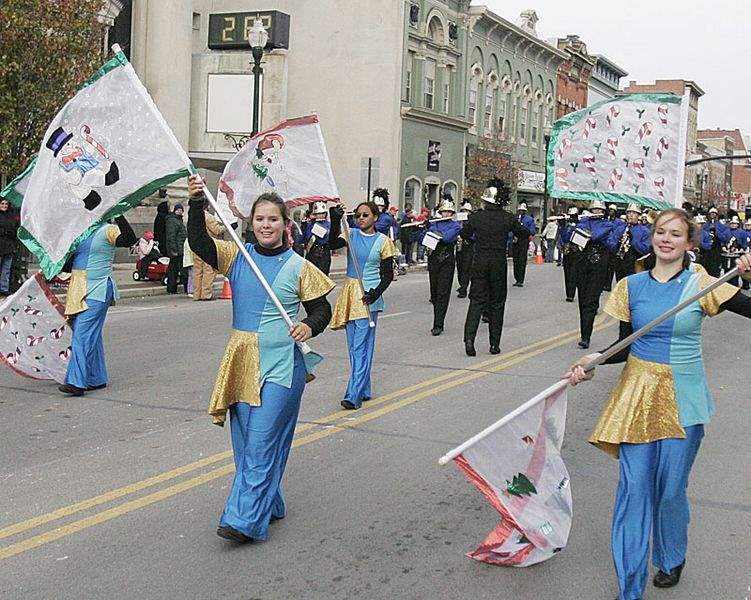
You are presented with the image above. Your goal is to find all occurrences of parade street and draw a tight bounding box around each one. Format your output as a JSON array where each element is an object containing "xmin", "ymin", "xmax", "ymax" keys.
[{"xmin": 0, "ymin": 265, "xmax": 747, "ymax": 599}]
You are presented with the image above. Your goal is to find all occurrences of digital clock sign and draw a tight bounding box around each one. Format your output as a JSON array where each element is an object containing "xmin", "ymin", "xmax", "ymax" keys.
[{"xmin": 208, "ymin": 11, "xmax": 290, "ymax": 51}]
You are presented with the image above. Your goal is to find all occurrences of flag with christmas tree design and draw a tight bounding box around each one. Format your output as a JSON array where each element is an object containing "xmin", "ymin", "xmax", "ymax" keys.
[
  {"xmin": 547, "ymin": 93, "xmax": 689, "ymax": 210},
  {"xmin": 0, "ymin": 48, "xmax": 192, "ymax": 278},
  {"xmin": 451, "ymin": 382, "xmax": 572, "ymax": 566}
]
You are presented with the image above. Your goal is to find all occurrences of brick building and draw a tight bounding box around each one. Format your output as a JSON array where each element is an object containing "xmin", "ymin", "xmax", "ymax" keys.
[
  {"xmin": 554, "ymin": 35, "xmax": 595, "ymax": 119},
  {"xmin": 697, "ymin": 128, "xmax": 751, "ymax": 213}
]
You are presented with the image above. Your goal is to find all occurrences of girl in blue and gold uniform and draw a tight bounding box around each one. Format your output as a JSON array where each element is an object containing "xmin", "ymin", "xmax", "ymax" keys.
[
  {"xmin": 329, "ymin": 202, "xmax": 396, "ymax": 410},
  {"xmin": 187, "ymin": 175, "xmax": 335, "ymax": 544},
  {"xmin": 568, "ymin": 208, "xmax": 751, "ymax": 600}
]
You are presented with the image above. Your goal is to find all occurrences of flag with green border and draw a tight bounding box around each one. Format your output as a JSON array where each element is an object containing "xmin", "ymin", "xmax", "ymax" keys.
[{"xmin": 0, "ymin": 49, "xmax": 192, "ymax": 278}]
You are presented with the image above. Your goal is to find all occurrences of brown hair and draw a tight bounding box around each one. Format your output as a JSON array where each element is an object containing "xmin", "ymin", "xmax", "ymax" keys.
[
  {"xmin": 251, "ymin": 192, "xmax": 290, "ymax": 225},
  {"xmin": 354, "ymin": 202, "xmax": 379, "ymax": 218}
]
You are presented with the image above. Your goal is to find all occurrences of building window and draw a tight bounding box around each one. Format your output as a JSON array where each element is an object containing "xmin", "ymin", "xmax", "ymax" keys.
[
  {"xmin": 510, "ymin": 101, "xmax": 517, "ymax": 140},
  {"xmin": 469, "ymin": 83, "xmax": 478, "ymax": 128},
  {"xmin": 424, "ymin": 59, "xmax": 436, "ymax": 110},
  {"xmin": 520, "ymin": 105, "xmax": 527, "ymax": 143},
  {"xmin": 405, "ymin": 54, "xmax": 413, "ymax": 103},
  {"xmin": 531, "ymin": 107, "xmax": 539, "ymax": 146},
  {"xmin": 443, "ymin": 80, "xmax": 450, "ymax": 113},
  {"xmin": 192, "ymin": 12, "xmax": 201, "ymax": 31},
  {"xmin": 498, "ymin": 98, "xmax": 506, "ymax": 138},
  {"xmin": 484, "ymin": 90, "xmax": 493, "ymax": 136}
]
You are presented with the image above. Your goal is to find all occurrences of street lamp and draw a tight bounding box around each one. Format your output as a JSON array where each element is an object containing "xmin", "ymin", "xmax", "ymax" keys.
[
  {"xmin": 542, "ymin": 123, "xmax": 553, "ymax": 220},
  {"xmin": 248, "ymin": 18, "xmax": 269, "ymax": 136}
]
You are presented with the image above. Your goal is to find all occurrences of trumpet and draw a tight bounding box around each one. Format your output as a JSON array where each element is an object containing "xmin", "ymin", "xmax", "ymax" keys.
[{"xmin": 616, "ymin": 228, "xmax": 632, "ymax": 259}]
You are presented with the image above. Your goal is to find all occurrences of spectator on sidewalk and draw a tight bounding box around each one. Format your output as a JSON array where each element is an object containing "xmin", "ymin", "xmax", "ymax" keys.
[
  {"xmin": 153, "ymin": 200, "xmax": 169, "ymax": 259},
  {"xmin": 193, "ymin": 199, "xmax": 226, "ymax": 300},
  {"xmin": 183, "ymin": 238, "xmax": 194, "ymax": 297},
  {"xmin": 166, "ymin": 203, "xmax": 188, "ymax": 294},
  {"xmin": 399, "ymin": 203, "xmax": 418, "ymax": 264},
  {"xmin": 541, "ymin": 216, "xmax": 559, "ymax": 263},
  {"xmin": 0, "ymin": 198, "xmax": 19, "ymax": 296},
  {"xmin": 135, "ymin": 230, "xmax": 161, "ymax": 280}
]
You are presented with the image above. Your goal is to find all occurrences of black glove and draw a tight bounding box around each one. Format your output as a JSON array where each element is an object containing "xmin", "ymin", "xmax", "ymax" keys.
[
  {"xmin": 362, "ymin": 288, "xmax": 378, "ymax": 305},
  {"xmin": 330, "ymin": 205, "xmax": 345, "ymax": 221}
]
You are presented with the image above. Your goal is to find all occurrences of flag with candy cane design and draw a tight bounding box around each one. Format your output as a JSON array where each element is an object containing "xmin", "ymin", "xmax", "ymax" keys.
[
  {"xmin": 0, "ymin": 272, "xmax": 72, "ymax": 382},
  {"xmin": 547, "ymin": 93, "xmax": 688, "ymax": 209}
]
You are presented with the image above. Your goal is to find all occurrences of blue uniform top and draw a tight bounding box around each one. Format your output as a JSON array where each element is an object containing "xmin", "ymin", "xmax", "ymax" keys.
[
  {"xmin": 303, "ymin": 220, "xmax": 331, "ymax": 245},
  {"xmin": 558, "ymin": 222, "xmax": 576, "ymax": 247},
  {"xmin": 509, "ymin": 213, "xmax": 536, "ymax": 243},
  {"xmin": 577, "ymin": 216, "xmax": 614, "ymax": 244},
  {"xmin": 722, "ymin": 227, "xmax": 749, "ymax": 251},
  {"xmin": 375, "ymin": 212, "xmax": 399, "ymax": 241},
  {"xmin": 702, "ymin": 220, "xmax": 729, "ymax": 246},
  {"xmin": 427, "ymin": 220, "xmax": 461, "ymax": 244},
  {"xmin": 607, "ymin": 221, "xmax": 652, "ymax": 255},
  {"xmin": 65, "ymin": 224, "xmax": 120, "ymax": 316}
]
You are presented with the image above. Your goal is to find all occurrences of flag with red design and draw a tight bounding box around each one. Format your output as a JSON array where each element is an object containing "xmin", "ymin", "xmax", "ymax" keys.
[
  {"xmin": 0, "ymin": 273, "xmax": 72, "ymax": 383},
  {"xmin": 452, "ymin": 383, "xmax": 572, "ymax": 566}
]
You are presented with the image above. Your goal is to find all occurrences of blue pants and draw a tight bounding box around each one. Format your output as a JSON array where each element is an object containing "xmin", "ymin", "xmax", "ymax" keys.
[
  {"xmin": 65, "ymin": 280, "xmax": 114, "ymax": 389},
  {"xmin": 219, "ymin": 349, "xmax": 306, "ymax": 541},
  {"xmin": 0, "ymin": 254, "xmax": 11, "ymax": 293},
  {"xmin": 613, "ymin": 425, "xmax": 704, "ymax": 600},
  {"xmin": 343, "ymin": 313, "xmax": 379, "ymax": 407}
]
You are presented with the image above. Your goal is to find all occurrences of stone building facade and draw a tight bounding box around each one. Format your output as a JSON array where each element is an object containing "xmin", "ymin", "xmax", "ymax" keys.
[
  {"xmin": 698, "ymin": 128, "xmax": 750, "ymax": 212},
  {"xmin": 554, "ymin": 35, "xmax": 594, "ymax": 119},
  {"xmin": 587, "ymin": 54, "xmax": 627, "ymax": 106}
]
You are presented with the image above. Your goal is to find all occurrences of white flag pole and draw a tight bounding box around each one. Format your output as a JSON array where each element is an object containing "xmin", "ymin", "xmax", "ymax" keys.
[
  {"xmin": 200, "ymin": 184, "xmax": 312, "ymax": 355},
  {"xmin": 340, "ymin": 216, "xmax": 376, "ymax": 328},
  {"xmin": 439, "ymin": 266, "xmax": 742, "ymax": 465}
]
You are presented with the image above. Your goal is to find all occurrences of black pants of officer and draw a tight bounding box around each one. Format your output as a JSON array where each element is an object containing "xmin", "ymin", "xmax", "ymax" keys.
[
  {"xmin": 700, "ymin": 246, "xmax": 722, "ymax": 277},
  {"xmin": 455, "ymin": 246, "xmax": 473, "ymax": 296},
  {"xmin": 614, "ymin": 252, "xmax": 638, "ymax": 282},
  {"xmin": 575, "ymin": 250, "xmax": 609, "ymax": 343},
  {"xmin": 512, "ymin": 240, "xmax": 528, "ymax": 285},
  {"xmin": 562, "ymin": 251, "xmax": 577, "ymax": 301},
  {"xmin": 428, "ymin": 252, "xmax": 455, "ymax": 330},
  {"xmin": 306, "ymin": 244, "xmax": 331, "ymax": 275},
  {"xmin": 603, "ymin": 254, "xmax": 615, "ymax": 291},
  {"xmin": 464, "ymin": 250, "xmax": 507, "ymax": 347}
]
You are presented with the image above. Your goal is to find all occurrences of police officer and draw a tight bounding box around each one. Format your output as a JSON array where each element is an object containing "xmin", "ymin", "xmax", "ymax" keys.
[
  {"xmin": 426, "ymin": 199, "xmax": 461, "ymax": 335},
  {"xmin": 608, "ymin": 202, "xmax": 652, "ymax": 281},
  {"xmin": 572, "ymin": 199, "xmax": 614, "ymax": 348},
  {"xmin": 558, "ymin": 207, "xmax": 579, "ymax": 302},
  {"xmin": 303, "ymin": 202, "xmax": 333, "ymax": 275},
  {"xmin": 460, "ymin": 184, "xmax": 529, "ymax": 356},
  {"xmin": 700, "ymin": 206, "xmax": 728, "ymax": 277},
  {"xmin": 455, "ymin": 201, "xmax": 474, "ymax": 298},
  {"xmin": 511, "ymin": 202, "xmax": 536, "ymax": 287}
]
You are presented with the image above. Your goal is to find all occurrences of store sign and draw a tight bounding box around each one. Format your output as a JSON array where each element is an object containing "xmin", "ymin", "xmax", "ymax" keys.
[
  {"xmin": 208, "ymin": 11, "xmax": 290, "ymax": 50},
  {"xmin": 427, "ymin": 140, "xmax": 441, "ymax": 172},
  {"xmin": 517, "ymin": 169, "xmax": 545, "ymax": 193}
]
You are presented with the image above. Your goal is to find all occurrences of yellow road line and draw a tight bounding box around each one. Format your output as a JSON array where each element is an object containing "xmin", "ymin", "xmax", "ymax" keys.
[
  {"xmin": 0, "ymin": 317, "xmax": 612, "ymax": 561},
  {"xmin": 0, "ymin": 319, "xmax": 595, "ymax": 542}
]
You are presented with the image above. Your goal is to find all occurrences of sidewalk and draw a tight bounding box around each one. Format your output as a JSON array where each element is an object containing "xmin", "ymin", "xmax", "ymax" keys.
[{"xmin": 47, "ymin": 251, "xmax": 428, "ymax": 302}]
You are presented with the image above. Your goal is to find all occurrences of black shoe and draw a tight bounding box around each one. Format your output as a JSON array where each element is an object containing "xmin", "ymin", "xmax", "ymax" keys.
[
  {"xmin": 58, "ymin": 383, "xmax": 84, "ymax": 396},
  {"xmin": 512, "ymin": 282, "xmax": 521, "ymax": 287},
  {"xmin": 465, "ymin": 341, "xmax": 476, "ymax": 357},
  {"xmin": 340, "ymin": 400, "xmax": 358, "ymax": 410},
  {"xmin": 517, "ymin": 282, "xmax": 524, "ymax": 287},
  {"xmin": 87, "ymin": 383, "xmax": 107, "ymax": 391},
  {"xmin": 431, "ymin": 327, "xmax": 443, "ymax": 336},
  {"xmin": 216, "ymin": 526, "xmax": 253, "ymax": 543},
  {"xmin": 577, "ymin": 339, "xmax": 590, "ymax": 349},
  {"xmin": 489, "ymin": 346, "xmax": 501, "ymax": 355},
  {"xmin": 653, "ymin": 560, "xmax": 685, "ymax": 588},
  {"xmin": 565, "ymin": 297, "xmax": 574, "ymax": 302}
]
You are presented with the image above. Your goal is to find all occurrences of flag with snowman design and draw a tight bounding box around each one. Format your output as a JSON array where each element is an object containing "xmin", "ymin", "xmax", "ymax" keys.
[
  {"xmin": 546, "ymin": 93, "xmax": 689, "ymax": 209},
  {"xmin": 0, "ymin": 48, "xmax": 192, "ymax": 278}
]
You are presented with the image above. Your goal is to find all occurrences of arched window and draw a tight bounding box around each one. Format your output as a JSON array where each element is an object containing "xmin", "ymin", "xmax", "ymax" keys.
[
  {"xmin": 404, "ymin": 177, "xmax": 422, "ymax": 210},
  {"xmin": 428, "ymin": 16, "xmax": 445, "ymax": 44}
]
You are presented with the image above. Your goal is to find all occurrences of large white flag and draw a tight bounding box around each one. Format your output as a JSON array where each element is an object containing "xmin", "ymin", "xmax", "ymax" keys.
[
  {"xmin": 444, "ymin": 382, "xmax": 572, "ymax": 566},
  {"xmin": 547, "ymin": 93, "xmax": 689, "ymax": 209},
  {"xmin": 218, "ymin": 115, "xmax": 340, "ymax": 216},
  {"xmin": 0, "ymin": 273, "xmax": 73, "ymax": 383},
  {"xmin": 0, "ymin": 49, "xmax": 192, "ymax": 278}
]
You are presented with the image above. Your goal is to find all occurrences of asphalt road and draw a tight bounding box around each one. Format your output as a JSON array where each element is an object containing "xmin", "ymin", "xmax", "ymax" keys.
[{"xmin": 0, "ymin": 264, "xmax": 749, "ymax": 599}]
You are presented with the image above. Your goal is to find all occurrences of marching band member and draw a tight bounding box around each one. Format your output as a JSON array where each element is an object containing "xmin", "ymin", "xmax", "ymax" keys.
[
  {"xmin": 559, "ymin": 207, "xmax": 579, "ymax": 302},
  {"xmin": 329, "ymin": 202, "xmax": 396, "ymax": 409},
  {"xmin": 572, "ymin": 199, "xmax": 615, "ymax": 349},
  {"xmin": 455, "ymin": 201, "xmax": 475, "ymax": 298},
  {"xmin": 699, "ymin": 207, "xmax": 727, "ymax": 277},
  {"xmin": 603, "ymin": 203, "xmax": 619, "ymax": 291},
  {"xmin": 303, "ymin": 202, "xmax": 333, "ymax": 275},
  {"xmin": 426, "ymin": 199, "xmax": 461, "ymax": 335},
  {"xmin": 608, "ymin": 203, "xmax": 651, "ymax": 281},
  {"xmin": 511, "ymin": 202, "xmax": 536, "ymax": 287},
  {"xmin": 743, "ymin": 219, "xmax": 751, "ymax": 290},
  {"xmin": 372, "ymin": 188, "xmax": 399, "ymax": 242},
  {"xmin": 186, "ymin": 175, "xmax": 335, "ymax": 543},
  {"xmin": 720, "ymin": 215, "xmax": 748, "ymax": 286},
  {"xmin": 58, "ymin": 215, "xmax": 137, "ymax": 396},
  {"xmin": 568, "ymin": 208, "xmax": 751, "ymax": 600},
  {"xmin": 461, "ymin": 184, "xmax": 529, "ymax": 356}
]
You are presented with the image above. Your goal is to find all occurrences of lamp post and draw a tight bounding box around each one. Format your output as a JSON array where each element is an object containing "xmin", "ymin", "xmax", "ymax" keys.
[
  {"xmin": 248, "ymin": 18, "xmax": 269, "ymax": 136},
  {"xmin": 542, "ymin": 123, "xmax": 553, "ymax": 220}
]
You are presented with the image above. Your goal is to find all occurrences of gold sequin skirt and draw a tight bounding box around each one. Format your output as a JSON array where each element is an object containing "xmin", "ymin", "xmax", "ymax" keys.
[
  {"xmin": 589, "ymin": 355, "xmax": 685, "ymax": 458},
  {"xmin": 208, "ymin": 330, "xmax": 261, "ymax": 426},
  {"xmin": 330, "ymin": 278, "xmax": 369, "ymax": 330}
]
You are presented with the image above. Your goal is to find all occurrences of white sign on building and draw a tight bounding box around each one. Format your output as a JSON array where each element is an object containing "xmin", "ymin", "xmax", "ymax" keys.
[{"xmin": 517, "ymin": 169, "xmax": 545, "ymax": 193}]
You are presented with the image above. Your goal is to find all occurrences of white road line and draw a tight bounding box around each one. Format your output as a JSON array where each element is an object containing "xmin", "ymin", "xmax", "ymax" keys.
[{"xmin": 380, "ymin": 311, "xmax": 411, "ymax": 320}]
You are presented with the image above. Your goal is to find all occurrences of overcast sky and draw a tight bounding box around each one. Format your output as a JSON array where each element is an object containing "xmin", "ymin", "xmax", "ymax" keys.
[{"xmin": 483, "ymin": 0, "xmax": 750, "ymax": 138}]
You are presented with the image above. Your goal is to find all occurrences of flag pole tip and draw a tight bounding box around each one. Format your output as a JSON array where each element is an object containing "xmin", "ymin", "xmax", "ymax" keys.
[{"xmin": 111, "ymin": 44, "xmax": 122, "ymax": 54}]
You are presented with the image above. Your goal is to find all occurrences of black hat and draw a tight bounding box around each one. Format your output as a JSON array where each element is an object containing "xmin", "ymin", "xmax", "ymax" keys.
[{"xmin": 46, "ymin": 127, "xmax": 73, "ymax": 157}]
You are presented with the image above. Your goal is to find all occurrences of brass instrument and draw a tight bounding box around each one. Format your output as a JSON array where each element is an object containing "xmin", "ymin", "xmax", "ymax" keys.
[{"xmin": 616, "ymin": 226, "xmax": 632, "ymax": 259}]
